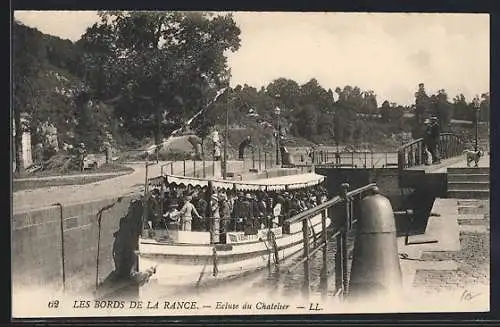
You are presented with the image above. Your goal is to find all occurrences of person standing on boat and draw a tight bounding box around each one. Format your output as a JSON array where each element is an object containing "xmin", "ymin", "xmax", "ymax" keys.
[
  {"xmin": 240, "ymin": 193, "xmax": 254, "ymax": 233},
  {"xmin": 147, "ymin": 188, "xmax": 162, "ymax": 229},
  {"xmin": 210, "ymin": 192, "xmax": 221, "ymax": 243},
  {"xmin": 251, "ymin": 193, "xmax": 261, "ymax": 230},
  {"xmin": 192, "ymin": 192, "xmax": 206, "ymax": 231},
  {"xmin": 178, "ymin": 195, "xmax": 201, "ymax": 232},
  {"xmin": 163, "ymin": 202, "xmax": 180, "ymax": 228},
  {"xmin": 257, "ymin": 192, "xmax": 267, "ymax": 229},
  {"xmin": 232, "ymin": 192, "xmax": 244, "ymax": 231},
  {"xmin": 219, "ymin": 193, "xmax": 231, "ymax": 235},
  {"xmin": 272, "ymin": 196, "xmax": 283, "ymax": 228}
]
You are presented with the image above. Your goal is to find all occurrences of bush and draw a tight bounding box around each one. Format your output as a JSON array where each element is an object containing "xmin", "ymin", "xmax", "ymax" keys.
[{"xmin": 157, "ymin": 150, "xmax": 192, "ymax": 161}]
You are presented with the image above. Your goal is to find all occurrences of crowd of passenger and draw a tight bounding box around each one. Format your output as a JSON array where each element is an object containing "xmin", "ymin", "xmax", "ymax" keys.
[{"xmin": 144, "ymin": 182, "xmax": 330, "ymax": 236}]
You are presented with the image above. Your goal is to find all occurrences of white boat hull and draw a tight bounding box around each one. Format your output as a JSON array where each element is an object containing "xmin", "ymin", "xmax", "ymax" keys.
[{"xmin": 137, "ymin": 212, "xmax": 331, "ymax": 296}]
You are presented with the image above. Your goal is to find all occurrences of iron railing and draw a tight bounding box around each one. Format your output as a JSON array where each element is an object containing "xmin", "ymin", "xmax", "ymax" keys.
[
  {"xmin": 397, "ymin": 132, "xmax": 464, "ymax": 170},
  {"xmin": 286, "ymin": 182, "xmax": 379, "ymax": 300},
  {"xmin": 293, "ymin": 151, "xmax": 398, "ymax": 169}
]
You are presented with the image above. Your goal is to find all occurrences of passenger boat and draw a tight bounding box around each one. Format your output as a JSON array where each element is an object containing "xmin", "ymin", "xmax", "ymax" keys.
[{"xmin": 135, "ymin": 172, "xmax": 330, "ymax": 296}]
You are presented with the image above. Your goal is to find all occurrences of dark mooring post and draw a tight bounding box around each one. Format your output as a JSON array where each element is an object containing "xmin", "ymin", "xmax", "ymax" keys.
[
  {"xmin": 335, "ymin": 183, "xmax": 350, "ymax": 299},
  {"xmin": 302, "ymin": 219, "xmax": 310, "ymax": 295},
  {"xmin": 320, "ymin": 209, "xmax": 328, "ymax": 298}
]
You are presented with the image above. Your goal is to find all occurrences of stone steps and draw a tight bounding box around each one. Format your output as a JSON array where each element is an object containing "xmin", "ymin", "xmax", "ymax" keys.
[
  {"xmin": 447, "ymin": 167, "xmax": 489, "ymax": 200},
  {"xmin": 448, "ymin": 181, "xmax": 490, "ymax": 191},
  {"xmin": 447, "ymin": 167, "xmax": 490, "ymax": 175},
  {"xmin": 448, "ymin": 174, "xmax": 489, "ymax": 182},
  {"xmin": 447, "ymin": 190, "xmax": 490, "ymax": 199}
]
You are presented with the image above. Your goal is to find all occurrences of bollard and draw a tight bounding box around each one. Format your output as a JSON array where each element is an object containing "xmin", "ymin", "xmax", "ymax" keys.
[
  {"xmin": 347, "ymin": 188, "xmax": 402, "ymax": 302},
  {"xmin": 170, "ymin": 162, "xmax": 174, "ymax": 175}
]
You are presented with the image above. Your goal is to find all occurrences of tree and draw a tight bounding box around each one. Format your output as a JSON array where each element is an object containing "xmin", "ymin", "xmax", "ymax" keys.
[
  {"xmin": 452, "ymin": 93, "xmax": 470, "ymax": 121},
  {"xmin": 79, "ymin": 11, "xmax": 241, "ymax": 145},
  {"xmin": 429, "ymin": 89, "xmax": 452, "ymax": 131},
  {"xmin": 414, "ymin": 83, "xmax": 430, "ymax": 138},
  {"xmin": 12, "ymin": 21, "xmax": 47, "ymax": 174},
  {"xmin": 265, "ymin": 78, "xmax": 300, "ymax": 111}
]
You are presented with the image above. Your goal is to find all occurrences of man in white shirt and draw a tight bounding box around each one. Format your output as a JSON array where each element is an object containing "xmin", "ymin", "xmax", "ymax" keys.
[{"xmin": 178, "ymin": 196, "xmax": 201, "ymax": 231}]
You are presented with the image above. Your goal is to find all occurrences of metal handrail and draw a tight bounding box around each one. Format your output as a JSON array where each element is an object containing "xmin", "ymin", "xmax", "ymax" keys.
[
  {"xmin": 397, "ymin": 132, "xmax": 464, "ymax": 170},
  {"xmin": 283, "ymin": 182, "xmax": 378, "ymax": 299},
  {"xmin": 286, "ymin": 183, "xmax": 377, "ymax": 224}
]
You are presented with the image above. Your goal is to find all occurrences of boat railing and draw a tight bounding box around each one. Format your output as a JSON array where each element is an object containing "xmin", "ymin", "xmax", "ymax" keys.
[{"xmin": 285, "ymin": 182, "xmax": 379, "ymax": 300}]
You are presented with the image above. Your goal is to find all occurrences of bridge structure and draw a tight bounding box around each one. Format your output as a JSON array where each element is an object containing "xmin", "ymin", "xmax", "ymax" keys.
[{"xmin": 284, "ymin": 131, "xmax": 489, "ymax": 307}]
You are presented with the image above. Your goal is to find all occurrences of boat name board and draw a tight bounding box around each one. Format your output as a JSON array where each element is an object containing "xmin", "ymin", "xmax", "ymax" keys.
[{"xmin": 226, "ymin": 227, "xmax": 283, "ymax": 244}]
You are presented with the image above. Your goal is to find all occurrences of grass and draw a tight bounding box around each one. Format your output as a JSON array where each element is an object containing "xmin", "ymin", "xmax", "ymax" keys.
[
  {"xmin": 16, "ymin": 162, "xmax": 134, "ymax": 179},
  {"xmin": 12, "ymin": 163, "xmax": 134, "ymax": 191}
]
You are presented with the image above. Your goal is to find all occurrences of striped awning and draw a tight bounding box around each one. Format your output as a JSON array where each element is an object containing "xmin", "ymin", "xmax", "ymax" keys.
[{"xmin": 148, "ymin": 173, "xmax": 325, "ymax": 191}]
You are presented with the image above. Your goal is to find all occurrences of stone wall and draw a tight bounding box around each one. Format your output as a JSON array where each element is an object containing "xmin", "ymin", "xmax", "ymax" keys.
[{"xmin": 12, "ymin": 195, "xmax": 137, "ymax": 293}]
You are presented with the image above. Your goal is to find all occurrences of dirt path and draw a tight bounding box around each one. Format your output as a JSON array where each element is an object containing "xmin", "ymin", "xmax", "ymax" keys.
[{"xmin": 13, "ymin": 161, "xmax": 193, "ymax": 213}]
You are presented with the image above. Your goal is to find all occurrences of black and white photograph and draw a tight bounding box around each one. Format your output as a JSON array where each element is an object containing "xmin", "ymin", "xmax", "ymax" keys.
[{"xmin": 11, "ymin": 11, "xmax": 490, "ymax": 318}]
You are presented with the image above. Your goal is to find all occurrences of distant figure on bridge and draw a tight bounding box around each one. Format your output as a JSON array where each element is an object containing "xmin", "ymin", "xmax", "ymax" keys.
[
  {"xmin": 423, "ymin": 116, "xmax": 441, "ymax": 165},
  {"xmin": 238, "ymin": 136, "xmax": 252, "ymax": 160}
]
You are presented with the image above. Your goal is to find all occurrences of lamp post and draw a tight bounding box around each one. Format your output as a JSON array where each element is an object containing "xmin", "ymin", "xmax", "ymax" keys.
[
  {"xmin": 223, "ymin": 89, "xmax": 230, "ymax": 180},
  {"xmin": 274, "ymin": 106, "xmax": 281, "ymax": 166},
  {"xmin": 473, "ymin": 96, "xmax": 480, "ymax": 152}
]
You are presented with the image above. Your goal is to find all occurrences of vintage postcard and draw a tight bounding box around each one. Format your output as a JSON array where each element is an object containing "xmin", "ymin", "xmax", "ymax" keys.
[{"xmin": 11, "ymin": 11, "xmax": 490, "ymax": 319}]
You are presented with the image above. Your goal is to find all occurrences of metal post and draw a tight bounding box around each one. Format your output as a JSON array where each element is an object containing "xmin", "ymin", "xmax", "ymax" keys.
[
  {"xmin": 259, "ymin": 149, "xmax": 262, "ymax": 171},
  {"xmin": 223, "ymin": 90, "xmax": 229, "ymax": 180},
  {"xmin": 371, "ymin": 151, "xmax": 374, "ymax": 168},
  {"xmin": 203, "ymin": 159, "xmax": 206, "ymax": 178},
  {"xmin": 183, "ymin": 160, "xmax": 186, "ymax": 176},
  {"xmin": 160, "ymin": 166, "xmax": 164, "ymax": 220},
  {"xmin": 170, "ymin": 162, "xmax": 174, "ymax": 175},
  {"xmin": 341, "ymin": 184, "xmax": 350, "ymax": 295},
  {"xmin": 193, "ymin": 160, "xmax": 196, "ymax": 177},
  {"xmin": 385, "ymin": 152, "xmax": 388, "ymax": 167},
  {"xmin": 55, "ymin": 203, "xmax": 66, "ymax": 290},
  {"xmin": 474, "ymin": 97, "xmax": 480, "ymax": 152},
  {"xmin": 207, "ymin": 181, "xmax": 214, "ymax": 243},
  {"xmin": 252, "ymin": 148, "xmax": 255, "ymax": 169},
  {"xmin": 302, "ymin": 219, "xmax": 310, "ymax": 295},
  {"xmin": 264, "ymin": 152, "xmax": 267, "ymax": 170},
  {"xmin": 320, "ymin": 210, "xmax": 328, "ymax": 298},
  {"xmin": 144, "ymin": 162, "xmax": 149, "ymax": 195},
  {"xmin": 334, "ymin": 232, "xmax": 344, "ymax": 298}
]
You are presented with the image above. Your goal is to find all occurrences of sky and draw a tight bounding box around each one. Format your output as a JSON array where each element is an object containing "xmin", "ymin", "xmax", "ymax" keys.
[{"xmin": 13, "ymin": 11, "xmax": 489, "ymax": 105}]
